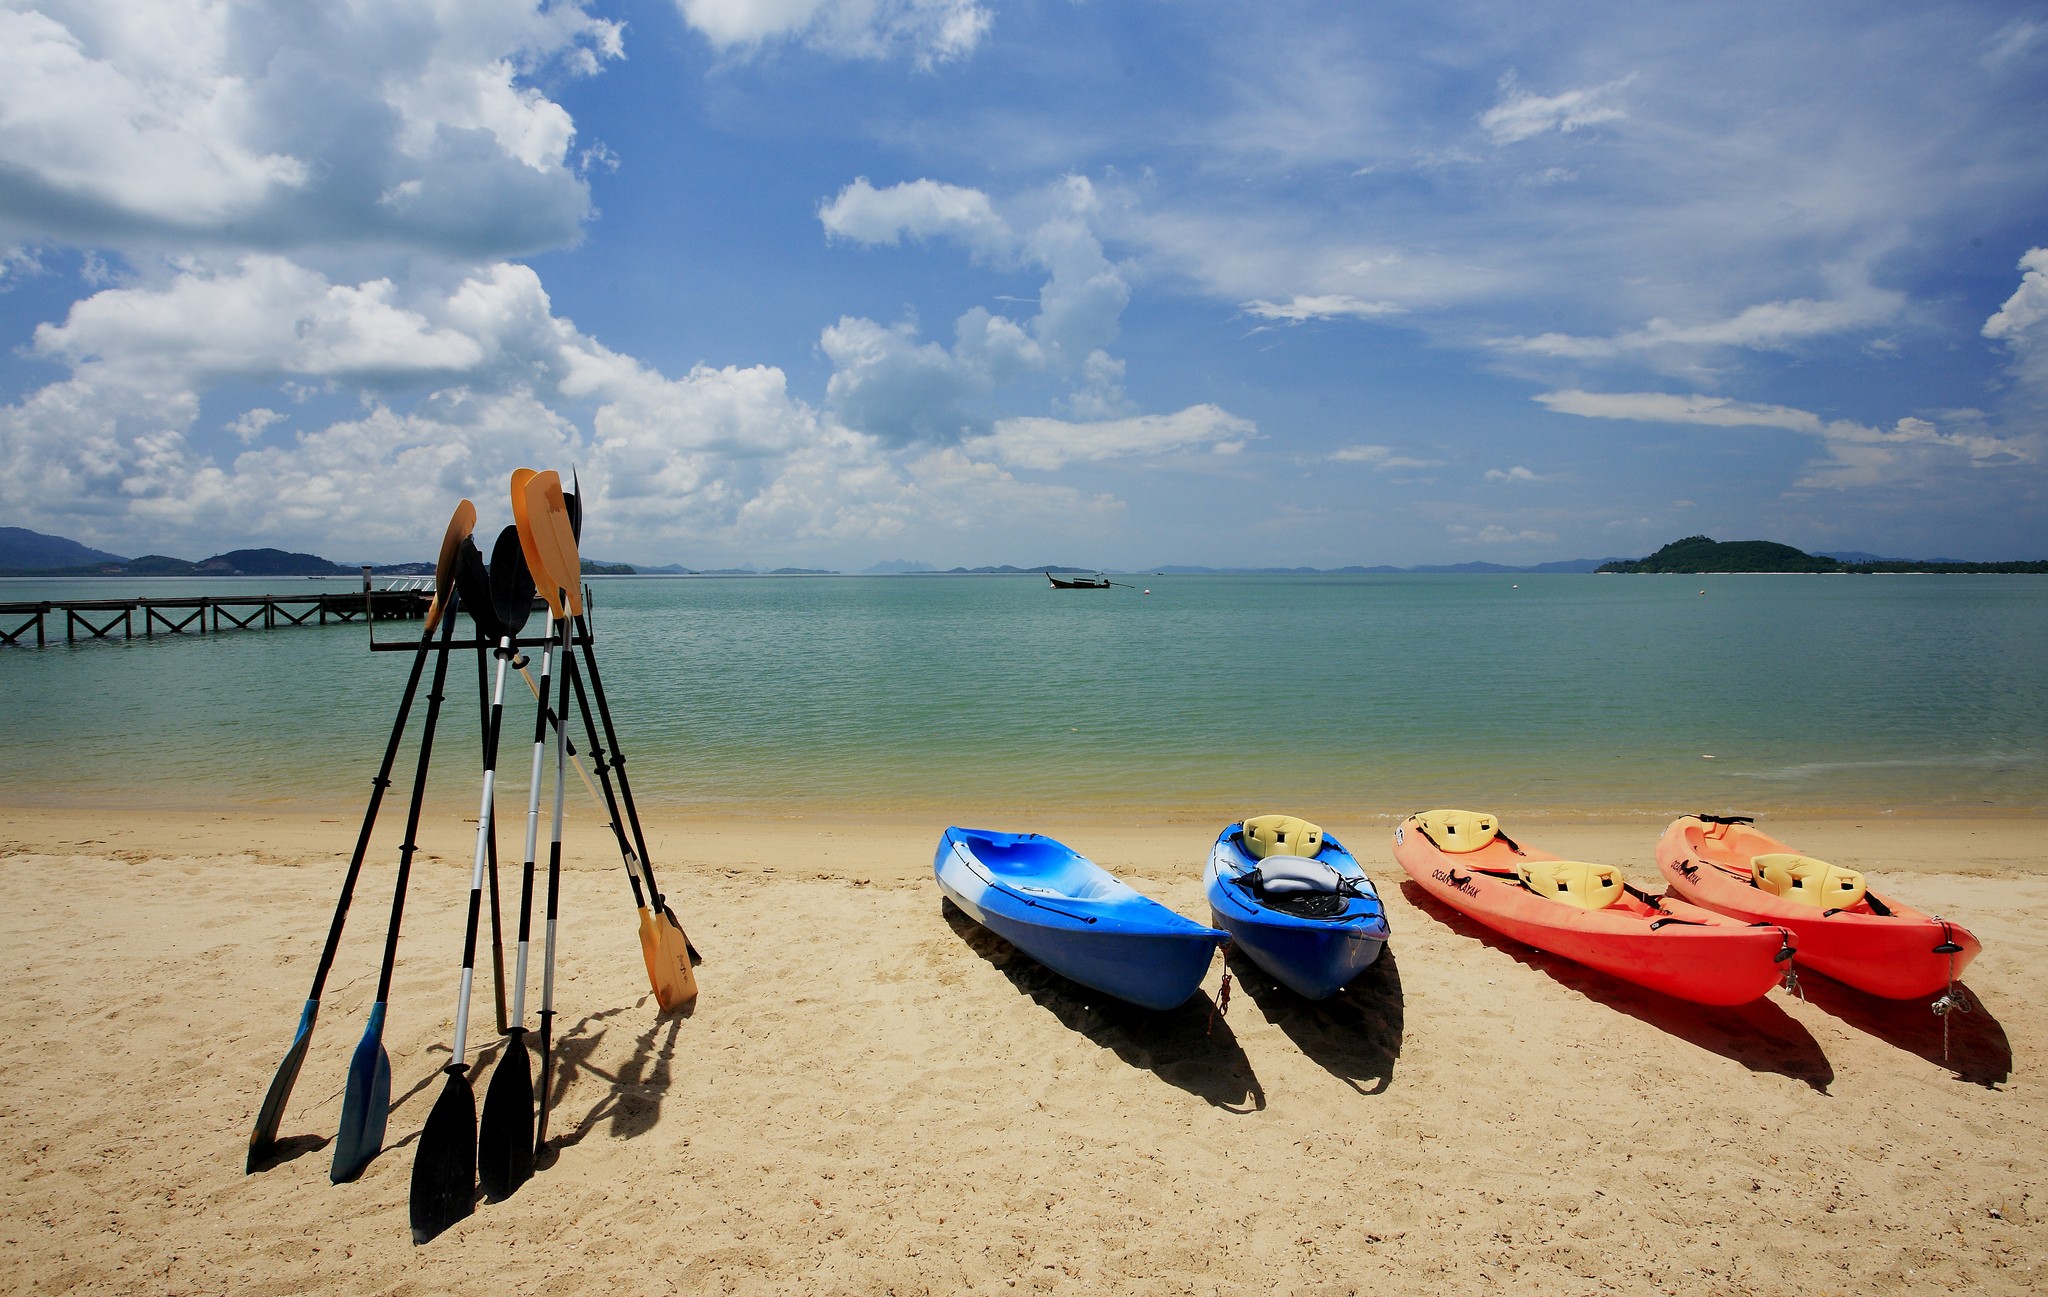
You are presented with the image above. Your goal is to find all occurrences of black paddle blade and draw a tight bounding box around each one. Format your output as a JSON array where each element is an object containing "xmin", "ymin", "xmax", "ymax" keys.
[
  {"xmin": 476, "ymin": 1032, "xmax": 535, "ymax": 1201},
  {"xmin": 409, "ymin": 1068, "xmax": 477, "ymax": 1245},
  {"xmin": 454, "ymin": 536, "xmax": 502, "ymax": 642},
  {"xmin": 565, "ymin": 475, "xmax": 582, "ymax": 543},
  {"xmin": 489, "ymin": 525, "xmax": 535, "ymax": 638},
  {"xmin": 247, "ymin": 999, "xmax": 317, "ymax": 1171}
]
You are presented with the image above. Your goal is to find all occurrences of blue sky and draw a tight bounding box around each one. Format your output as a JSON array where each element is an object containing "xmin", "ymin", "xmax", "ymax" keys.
[{"xmin": 2, "ymin": 0, "xmax": 2045, "ymax": 568}]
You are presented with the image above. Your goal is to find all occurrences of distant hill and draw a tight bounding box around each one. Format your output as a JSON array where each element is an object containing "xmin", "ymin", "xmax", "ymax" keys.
[
  {"xmin": 1600, "ymin": 536, "xmax": 1840, "ymax": 574},
  {"xmin": 1601, "ymin": 536, "xmax": 2047, "ymax": 574},
  {"xmin": 0, "ymin": 527, "xmax": 128, "ymax": 570}
]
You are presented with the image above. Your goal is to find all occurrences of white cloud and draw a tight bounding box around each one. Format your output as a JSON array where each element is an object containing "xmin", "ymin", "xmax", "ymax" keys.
[
  {"xmin": 818, "ymin": 175, "xmax": 1142, "ymax": 445},
  {"xmin": 1496, "ymin": 290, "xmax": 1902, "ymax": 360},
  {"xmin": 677, "ymin": 0, "xmax": 991, "ymax": 67},
  {"xmin": 963, "ymin": 405, "xmax": 1257, "ymax": 472},
  {"xmin": 1983, "ymin": 246, "xmax": 2048, "ymax": 393},
  {"xmin": 1242, "ymin": 295, "xmax": 1404, "ymax": 323},
  {"xmin": 226, "ymin": 407, "xmax": 284, "ymax": 443},
  {"xmin": 1535, "ymin": 388, "xmax": 2030, "ymax": 489},
  {"xmin": 1479, "ymin": 72, "xmax": 1636, "ymax": 145},
  {"xmin": 819, "ymin": 177, "xmax": 1013, "ymax": 256},
  {"xmin": 1983, "ymin": 18, "xmax": 2047, "ymax": 70},
  {"xmin": 1449, "ymin": 523, "xmax": 1558, "ymax": 546},
  {"xmin": 1485, "ymin": 465, "xmax": 1541, "ymax": 482},
  {"xmin": 0, "ymin": 0, "xmax": 620, "ymax": 258},
  {"xmin": 1329, "ymin": 444, "xmax": 1442, "ymax": 470}
]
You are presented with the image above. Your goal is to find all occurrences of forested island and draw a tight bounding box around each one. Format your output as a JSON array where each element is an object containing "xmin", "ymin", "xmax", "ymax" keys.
[{"xmin": 1599, "ymin": 536, "xmax": 2047, "ymax": 574}]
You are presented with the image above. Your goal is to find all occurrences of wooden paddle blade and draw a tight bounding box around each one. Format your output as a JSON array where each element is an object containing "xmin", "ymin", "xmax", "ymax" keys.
[
  {"xmin": 409, "ymin": 1069, "xmax": 477, "ymax": 1245},
  {"xmin": 330, "ymin": 1002, "xmax": 392, "ymax": 1183},
  {"xmin": 247, "ymin": 999, "xmax": 317, "ymax": 1171},
  {"xmin": 509, "ymin": 468, "xmax": 562, "ymax": 620},
  {"xmin": 452, "ymin": 537, "xmax": 501, "ymax": 642},
  {"xmin": 638, "ymin": 909, "xmax": 697, "ymax": 1012},
  {"xmin": 475, "ymin": 1034, "xmax": 535, "ymax": 1201},
  {"xmin": 521, "ymin": 470, "xmax": 583, "ymax": 618},
  {"xmin": 488, "ymin": 525, "xmax": 535, "ymax": 637},
  {"xmin": 425, "ymin": 499, "xmax": 477, "ymax": 631}
]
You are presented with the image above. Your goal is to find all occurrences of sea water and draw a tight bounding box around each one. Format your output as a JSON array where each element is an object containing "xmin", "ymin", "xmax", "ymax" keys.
[{"xmin": 3, "ymin": 573, "xmax": 2044, "ymax": 820}]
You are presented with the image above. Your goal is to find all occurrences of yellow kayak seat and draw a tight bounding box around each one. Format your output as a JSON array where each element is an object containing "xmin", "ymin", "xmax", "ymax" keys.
[
  {"xmin": 1751, "ymin": 853, "xmax": 1867, "ymax": 909},
  {"xmin": 1412, "ymin": 809, "xmax": 1500, "ymax": 854},
  {"xmin": 1516, "ymin": 859, "xmax": 1626, "ymax": 909},
  {"xmin": 1242, "ymin": 814, "xmax": 1324, "ymax": 860}
]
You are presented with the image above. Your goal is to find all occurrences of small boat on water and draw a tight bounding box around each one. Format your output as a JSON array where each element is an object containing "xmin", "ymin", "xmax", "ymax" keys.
[
  {"xmin": 1047, "ymin": 571, "xmax": 1113, "ymax": 589},
  {"xmin": 934, "ymin": 827, "xmax": 1227, "ymax": 1009},
  {"xmin": 1393, "ymin": 809, "xmax": 1795, "ymax": 1006},
  {"xmin": 1205, "ymin": 815, "xmax": 1389, "ymax": 999},
  {"xmin": 1656, "ymin": 814, "xmax": 1980, "ymax": 1000}
]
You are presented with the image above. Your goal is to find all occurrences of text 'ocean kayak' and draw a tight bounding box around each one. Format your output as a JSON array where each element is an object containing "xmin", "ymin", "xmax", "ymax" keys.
[{"xmin": 1393, "ymin": 810, "xmax": 1794, "ymax": 1006}]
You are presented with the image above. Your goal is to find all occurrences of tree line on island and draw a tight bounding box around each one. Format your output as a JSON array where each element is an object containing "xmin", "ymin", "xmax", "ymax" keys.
[{"xmin": 1597, "ymin": 536, "xmax": 2047, "ymax": 575}]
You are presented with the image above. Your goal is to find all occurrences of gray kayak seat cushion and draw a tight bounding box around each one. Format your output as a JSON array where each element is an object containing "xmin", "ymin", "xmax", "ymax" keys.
[{"xmin": 1248, "ymin": 855, "xmax": 1345, "ymax": 894}]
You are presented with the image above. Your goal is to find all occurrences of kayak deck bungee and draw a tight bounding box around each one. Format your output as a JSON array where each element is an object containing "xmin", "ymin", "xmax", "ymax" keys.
[
  {"xmin": 1393, "ymin": 809, "xmax": 1795, "ymax": 1006},
  {"xmin": 1205, "ymin": 815, "xmax": 1390, "ymax": 1000},
  {"xmin": 1657, "ymin": 814, "xmax": 1981, "ymax": 1001},
  {"xmin": 934, "ymin": 827, "xmax": 1227, "ymax": 1010}
]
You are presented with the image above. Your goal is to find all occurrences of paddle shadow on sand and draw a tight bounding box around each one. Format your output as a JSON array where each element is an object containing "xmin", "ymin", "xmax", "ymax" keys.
[
  {"xmin": 1399, "ymin": 881, "xmax": 1835, "ymax": 1092},
  {"xmin": 1229, "ymin": 943, "xmax": 1404, "ymax": 1095},
  {"xmin": 1796, "ymin": 972, "xmax": 2010, "ymax": 1087},
  {"xmin": 941, "ymin": 898, "xmax": 1265, "ymax": 1113},
  {"xmin": 538, "ymin": 998, "xmax": 686, "ymax": 1165}
]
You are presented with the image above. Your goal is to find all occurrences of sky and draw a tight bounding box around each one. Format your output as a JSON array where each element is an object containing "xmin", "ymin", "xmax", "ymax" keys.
[{"xmin": 2, "ymin": 1, "xmax": 2046, "ymax": 570}]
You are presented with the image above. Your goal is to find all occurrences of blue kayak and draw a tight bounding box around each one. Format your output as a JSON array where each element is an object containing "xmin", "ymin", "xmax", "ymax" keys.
[
  {"xmin": 935, "ymin": 827, "xmax": 1228, "ymax": 1010},
  {"xmin": 1205, "ymin": 817, "xmax": 1390, "ymax": 1000}
]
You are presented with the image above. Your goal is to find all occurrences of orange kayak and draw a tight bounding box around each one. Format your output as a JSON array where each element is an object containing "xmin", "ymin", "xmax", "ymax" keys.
[
  {"xmin": 1657, "ymin": 815, "xmax": 1979, "ymax": 1000},
  {"xmin": 1393, "ymin": 810, "xmax": 1794, "ymax": 1006}
]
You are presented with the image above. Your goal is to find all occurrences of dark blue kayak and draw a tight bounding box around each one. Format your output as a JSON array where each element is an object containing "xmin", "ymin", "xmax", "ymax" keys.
[
  {"xmin": 1205, "ymin": 820, "xmax": 1390, "ymax": 1000},
  {"xmin": 935, "ymin": 827, "xmax": 1228, "ymax": 1010}
]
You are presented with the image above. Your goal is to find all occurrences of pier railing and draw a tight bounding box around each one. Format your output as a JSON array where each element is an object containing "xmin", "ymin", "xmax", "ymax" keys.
[{"xmin": 0, "ymin": 590, "xmax": 429, "ymax": 648}]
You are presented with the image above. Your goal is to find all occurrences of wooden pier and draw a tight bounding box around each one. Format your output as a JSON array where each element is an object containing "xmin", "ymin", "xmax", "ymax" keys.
[{"xmin": 0, "ymin": 590, "xmax": 429, "ymax": 648}]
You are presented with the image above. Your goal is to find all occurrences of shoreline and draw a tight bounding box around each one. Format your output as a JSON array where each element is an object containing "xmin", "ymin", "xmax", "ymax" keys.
[{"xmin": 2, "ymin": 803, "xmax": 2040, "ymax": 1293}]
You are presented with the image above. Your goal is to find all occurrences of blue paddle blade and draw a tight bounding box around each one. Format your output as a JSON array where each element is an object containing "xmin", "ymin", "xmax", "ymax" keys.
[
  {"xmin": 476, "ymin": 1032, "xmax": 535, "ymax": 1200},
  {"xmin": 330, "ymin": 1002, "xmax": 392, "ymax": 1183},
  {"xmin": 489, "ymin": 525, "xmax": 534, "ymax": 638},
  {"xmin": 247, "ymin": 999, "xmax": 318, "ymax": 1171}
]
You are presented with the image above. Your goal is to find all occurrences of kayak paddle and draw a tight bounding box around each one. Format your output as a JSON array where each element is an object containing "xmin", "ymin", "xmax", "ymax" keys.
[
  {"xmin": 247, "ymin": 499, "xmax": 474, "ymax": 1172},
  {"xmin": 331, "ymin": 572, "xmax": 463, "ymax": 1181}
]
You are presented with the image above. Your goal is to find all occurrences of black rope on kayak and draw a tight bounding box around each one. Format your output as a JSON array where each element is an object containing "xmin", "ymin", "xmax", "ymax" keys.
[
  {"xmin": 1930, "ymin": 917, "xmax": 1971, "ymax": 1064},
  {"xmin": 1696, "ymin": 813, "xmax": 1755, "ymax": 827},
  {"xmin": 1207, "ymin": 942, "xmax": 1232, "ymax": 1036},
  {"xmin": 947, "ymin": 844, "xmax": 1098, "ymax": 925},
  {"xmin": 1772, "ymin": 927, "xmax": 1801, "ymax": 998}
]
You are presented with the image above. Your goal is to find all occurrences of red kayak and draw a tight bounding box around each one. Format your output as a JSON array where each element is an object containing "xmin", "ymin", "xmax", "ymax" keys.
[
  {"xmin": 1393, "ymin": 810, "xmax": 1794, "ymax": 1006},
  {"xmin": 1657, "ymin": 815, "xmax": 1979, "ymax": 1000}
]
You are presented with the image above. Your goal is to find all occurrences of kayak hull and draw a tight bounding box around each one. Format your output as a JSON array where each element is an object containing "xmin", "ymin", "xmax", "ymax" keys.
[
  {"xmin": 1393, "ymin": 815, "xmax": 1790, "ymax": 1006},
  {"xmin": 1657, "ymin": 816, "xmax": 1980, "ymax": 1000},
  {"xmin": 1205, "ymin": 826, "xmax": 1389, "ymax": 999},
  {"xmin": 935, "ymin": 827, "xmax": 1227, "ymax": 1010}
]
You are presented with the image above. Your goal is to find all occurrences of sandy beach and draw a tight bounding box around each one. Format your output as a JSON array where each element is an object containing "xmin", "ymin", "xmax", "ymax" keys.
[{"xmin": 1, "ymin": 804, "xmax": 2041, "ymax": 1295}]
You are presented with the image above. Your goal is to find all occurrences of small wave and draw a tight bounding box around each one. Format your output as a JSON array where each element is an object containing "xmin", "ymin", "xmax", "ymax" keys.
[{"xmin": 1729, "ymin": 752, "xmax": 2042, "ymax": 782}]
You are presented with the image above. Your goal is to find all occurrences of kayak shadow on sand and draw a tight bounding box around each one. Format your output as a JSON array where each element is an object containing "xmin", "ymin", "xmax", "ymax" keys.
[
  {"xmin": 1398, "ymin": 882, "xmax": 1835, "ymax": 1092},
  {"xmin": 536, "ymin": 999, "xmax": 685, "ymax": 1162},
  {"xmin": 1228, "ymin": 944, "xmax": 1404, "ymax": 1095},
  {"xmin": 1795, "ymin": 972, "xmax": 2010, "ymax": 1088},
  {"xmin": 940, "ymin": 898, "xmax": 1265, "ymax": 1113}
]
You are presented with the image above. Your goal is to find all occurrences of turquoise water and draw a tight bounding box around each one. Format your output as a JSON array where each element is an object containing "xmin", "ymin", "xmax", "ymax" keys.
[{"xmin": 4, "ymin": 573, "xmax": 2045, "ymax": 819}]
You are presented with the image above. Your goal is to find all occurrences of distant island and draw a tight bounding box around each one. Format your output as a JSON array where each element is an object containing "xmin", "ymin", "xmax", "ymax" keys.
[
  {"xmin": 1599, "ymin": 536, "xmax": 2048, "ymax": 575},
  {"xmin": 7, "ymin": 525, "xmax": 2041, "ymax": 580}
]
